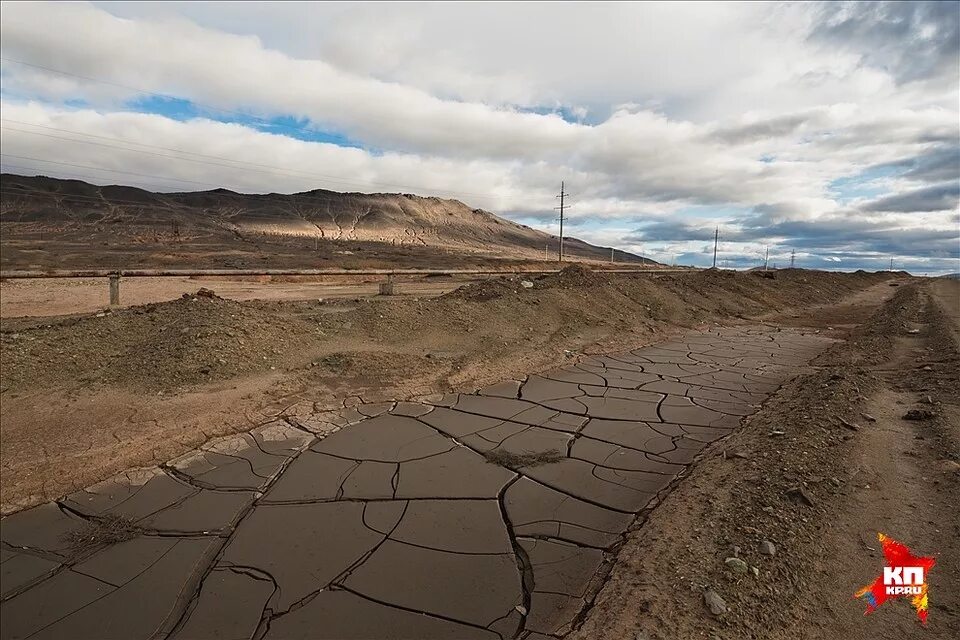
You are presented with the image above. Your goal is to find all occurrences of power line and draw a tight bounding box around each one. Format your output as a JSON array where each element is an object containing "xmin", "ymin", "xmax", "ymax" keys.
[
  {"xmin": 712, "ymin": 227, "xmax": 719, "ymax": 268},
  {"xmin": 555, "ymin": 181, "xmax": 570, "ymax": 262}
]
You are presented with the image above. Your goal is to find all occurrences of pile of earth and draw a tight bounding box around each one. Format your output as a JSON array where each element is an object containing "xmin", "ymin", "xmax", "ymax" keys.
[{"xmin": 0, "ymin": 292, "xmax": 315, "ymax": 391}]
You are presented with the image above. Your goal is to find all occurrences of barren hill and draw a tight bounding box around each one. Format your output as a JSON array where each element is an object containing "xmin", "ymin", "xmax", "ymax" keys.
[{"xmin": 0, "ymin": 173, "xmax": 649, "ymax": 270}]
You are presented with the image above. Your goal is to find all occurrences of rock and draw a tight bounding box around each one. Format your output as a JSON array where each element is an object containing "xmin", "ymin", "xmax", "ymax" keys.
[
  {"xmin": 751, "ymin": 566, "xmax": 760, "ymax": 577},
  {"xmin": 906, "ymin": 328, "xmax": 920, "ymax": 334},
  {"xmin": 937, "ymin": 460, "xmax": 960, "ymax": 474},
  {"xmin": 724, "ymin": 557, "xmax": 749, "ymax": 574},
  {"xmin": 903, "ymin": 409, "xmax": 934, "ymax": 421},
  {"xmin": 785, "ymin": 486, "xmax": 815, "ymax": 507},
  {"xmin": 520, "ymin": 280, "xmax": 534, "ymax": 289},
  {"xmin": 514, "ymin": 604, "xmax": 527, "ymax": 615},
  {"xmin": 837, "ymin": 416, "xmax": 860, "ymax": 431},
  {"xmin": 769, "ymin": 429, "xmax": 786, "ymax": 437},
  {"xmin": 860, "ymin": 412, "xmax": 877, "ymax": 422},
  {"xmin": 759, "ymin": 540, "xmax": 776, "ymax": 556},
  {"xmin": 731, "ymin": 545, "xmax": 741, "ymax": 557},
  {"xmin": 703, "ymin": 589, "xmax": 727, "ymax": 616}
]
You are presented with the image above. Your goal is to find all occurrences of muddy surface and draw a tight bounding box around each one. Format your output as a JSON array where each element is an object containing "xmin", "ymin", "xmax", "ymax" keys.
[
  {"xmin": 0, "ymin": 325, "xmax": 833, "ymax": 639},
  {"xmin": 572, "ymin": 280, "xmax": 960, "ymax": 640}
]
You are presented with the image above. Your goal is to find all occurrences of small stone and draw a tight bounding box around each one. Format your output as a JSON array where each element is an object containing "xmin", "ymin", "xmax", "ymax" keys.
[
  {"xmin": 903, "ymin": 409, "xmax": 934, "ymax": 421},
  {"xmin": 769, "ymin": 429, "xmax": 786, "ymax": 437},
  {"xmin": 906, "ymin": 328, "xmax": 920, "ymax": 334},
  {"xmin": 759, "ymin": 540, "xmax": 776, "ymax": 556},
  {"xmin": 731, "ymin": 545, "xmax": 741, "ymax": 557},
  {"xmin": 751, "ymin": 566, "xmax": 760, "ymax": 577},
  {"xmin": 860, "ymin": 413, "xmax": 877, "ymax": 422},
  {"xmin": 937, "ymin": 460, "xmax": 960, "ymax": 474},
  {"xmin": 514, "ymin": 604, "xmax": 527, "ymax": 615},
  {"xmin": 724, "ymin": 557, "xmax": 749, "ymax": 574},
  {"xmin": 837, "ymin": 416, "xmax": 860, "ymax": 431},
  {"xmin": 703, "ymin": 589, "xmax": 727, "ymax": 616},
  {"xmin": 785, "ymin": 487, "xmax": 815, "ymax": 507},
  {"xmin": 520, "ymin": 280, "xmax": 534, "ymax": 289}
]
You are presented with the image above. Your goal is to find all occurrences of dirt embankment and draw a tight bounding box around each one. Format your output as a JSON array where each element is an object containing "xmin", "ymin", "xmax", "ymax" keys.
[
  {"xmin": 571, "ymin": 280, "xmax": 960, "ymax": 640},
  {"xmin": 0, "ymin": 267, "xmax": 895, "ymax": 512}
]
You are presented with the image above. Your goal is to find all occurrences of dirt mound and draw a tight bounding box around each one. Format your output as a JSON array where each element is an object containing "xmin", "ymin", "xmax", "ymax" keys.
[
  {"xmin": 537, "ymin": 263, "xmax": 607, "ymax": 289},
  {"xmin": 0, "ymin": 296, "xmax": 313, "ymax": 391},
  {"xmin": 440, "ymin": 275, "xmax": 527, "ymax": 301}
]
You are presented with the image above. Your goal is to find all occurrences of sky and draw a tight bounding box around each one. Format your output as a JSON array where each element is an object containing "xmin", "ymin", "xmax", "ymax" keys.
[{"xmin": 0, "ymin": 1, "xmax": 958, "ymax": 273}]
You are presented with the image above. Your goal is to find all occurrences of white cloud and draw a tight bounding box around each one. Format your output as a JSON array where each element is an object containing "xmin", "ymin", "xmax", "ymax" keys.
[{"xmin": 0, "ymin": 1, "xmax": 956, "ymax": 271}]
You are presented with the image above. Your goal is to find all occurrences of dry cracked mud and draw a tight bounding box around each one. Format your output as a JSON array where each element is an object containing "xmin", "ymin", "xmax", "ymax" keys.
[{"xmin": 0, "ymin": 326, "xmax": 835, "ymax": 639}]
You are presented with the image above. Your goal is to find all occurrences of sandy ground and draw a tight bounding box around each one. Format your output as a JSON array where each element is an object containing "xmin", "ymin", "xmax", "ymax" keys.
[
  {"xmin": 0, "ymin": 275, "xmax": 476, "ymax": 318},
  {"xmin": 572, "ymin": 279, "xmax": 960, "ymax": 639}
]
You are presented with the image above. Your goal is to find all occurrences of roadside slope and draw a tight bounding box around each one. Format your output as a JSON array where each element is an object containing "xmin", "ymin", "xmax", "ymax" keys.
[{"xmin": 571, "ymin": 281, "xmax": 960, "ymax": 639}]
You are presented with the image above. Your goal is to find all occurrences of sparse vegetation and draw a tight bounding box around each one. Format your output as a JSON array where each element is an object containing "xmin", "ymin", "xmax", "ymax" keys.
[
  {"xmin": 483, "ymin": 448, "xmax": 564, "ymax": 467},
  {"xmin": 62, "ymin": 514, "xmax": 143, "ymax": 554}
]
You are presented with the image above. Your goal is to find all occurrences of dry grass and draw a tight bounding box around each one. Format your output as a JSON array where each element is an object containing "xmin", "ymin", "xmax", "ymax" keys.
[
  {"xmin": 62, "ymin": 514, "xmax": 143, "ymax": 555},
  {"xmin": 483, "ymin": 448, "xmax": 564, "ymax": 468}
]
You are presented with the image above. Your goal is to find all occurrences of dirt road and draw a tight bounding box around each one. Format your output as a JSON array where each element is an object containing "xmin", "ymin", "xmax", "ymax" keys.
[
  {"xmin": 573, "ymin": 279, "xmax": 960, "ymax": 640},
  {"xmin": 0, "ymin": 275, "xmax": 474, "ymax": 318}
]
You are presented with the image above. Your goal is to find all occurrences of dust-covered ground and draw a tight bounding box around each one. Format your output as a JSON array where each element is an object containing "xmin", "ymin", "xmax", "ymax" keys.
[
  {"xmin": 0, "ymin": 267, "xmax": 896, "ymax": 514},
  {"xmin": 571, "ymin": 279, "xmax": 960, "ymax": 640}
]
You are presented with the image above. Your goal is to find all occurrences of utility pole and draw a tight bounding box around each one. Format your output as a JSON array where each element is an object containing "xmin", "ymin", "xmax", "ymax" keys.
[
  {"xmin": 544, "ymin": 244, "xmax": 548, "ymax": 261},
  {"xmin": 712, "ymin": 227, "xmax": 719, "ymax": 268},
  {"xmin": 890, "ymin": 257, "xmax": 894, "ymax": 271},
  {"xmin": 555, "ymin": 181, "xmax": 570, "ymax": 262},
  {"xmin": 790, "ymin": 249, "xmax": 795, "ymax": 269},
  {"xmin": 610, "ymin": 246, "xmax": 614, "ymax": 264},
  {"xmin": 764, "ymin": 246, "xmax": 769, "ymax": 271}
]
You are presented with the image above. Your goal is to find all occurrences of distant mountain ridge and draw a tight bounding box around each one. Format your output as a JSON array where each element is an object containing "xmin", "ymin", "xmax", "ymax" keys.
[{"xmin": 0, "ymin": 173, "xmax": 649, "ymax": 268}]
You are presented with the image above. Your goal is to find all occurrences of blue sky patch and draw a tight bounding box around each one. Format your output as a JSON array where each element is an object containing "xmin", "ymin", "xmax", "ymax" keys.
[{"xmin": 128, "ymin": 95, "xmax": 363, "ymax": 148}]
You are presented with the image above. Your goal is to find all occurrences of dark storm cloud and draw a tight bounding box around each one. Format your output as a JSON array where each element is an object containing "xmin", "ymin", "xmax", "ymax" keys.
[
  {"xmin": 624, "ymin": 221, "xmax": 718, "ymax": 243},
  {"xmin": 809, "ymin": 1, "xmax": 960, "ymax": 84},
  {"xmin": 862, "ymin": 182, "xmax": 960, "ymax": 212},
  {"xmin": 709, "ymin": 113, "xmax": 811, "ymax": 144},
  {"xmin": 870, "ymin": 145, "xmax": 960, "ymax": 183},
  {"xmin": 628, "ymin": 212, "xmax": 959, "ymax": 260}
]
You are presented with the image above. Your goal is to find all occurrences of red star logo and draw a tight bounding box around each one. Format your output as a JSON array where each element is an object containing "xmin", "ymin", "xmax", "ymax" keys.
[{"xmin": 855, "ymin": 533, "xmax": 936, "ymax": 624}]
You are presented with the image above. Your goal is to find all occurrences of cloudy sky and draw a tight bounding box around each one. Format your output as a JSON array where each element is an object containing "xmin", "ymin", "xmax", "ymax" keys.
[{"xmin": 1, "ymin": 1, "xmax": 958, "ymax": 273}]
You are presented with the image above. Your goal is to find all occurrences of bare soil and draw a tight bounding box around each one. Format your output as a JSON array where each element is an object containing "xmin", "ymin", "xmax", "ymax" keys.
[
  {"xmin": 0, "ymin": 267, "xmax": 896, "ymax": 514},
  {"xmin": 571, "ymin": 279, "xmax": 960, "ymax": 639}
]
